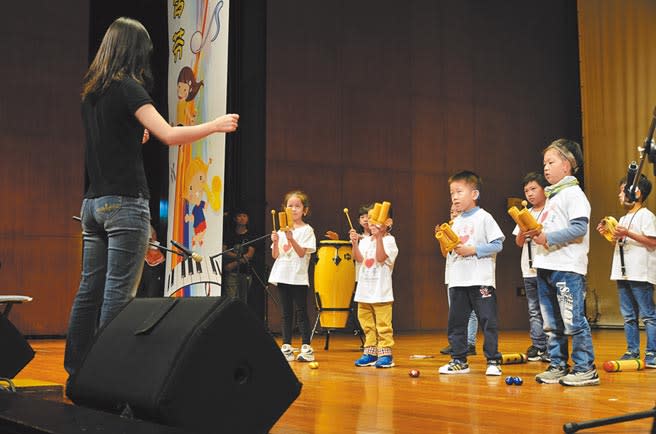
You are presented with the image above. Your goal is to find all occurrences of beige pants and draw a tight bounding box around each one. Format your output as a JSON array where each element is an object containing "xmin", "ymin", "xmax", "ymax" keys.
[{"xmin": 358, "ymin": 302, "xmax": 394, "ymax": 355}]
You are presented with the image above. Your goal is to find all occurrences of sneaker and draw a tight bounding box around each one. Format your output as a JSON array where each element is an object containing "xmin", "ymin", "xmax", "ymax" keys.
[
  {"xmin": 281, "ymin": 344, "xmax": 294, "ymax": 362},
  {"xmin": 355, "ymin": 354, "xmax": 378, "ymax": 367},
  {"xmin": 645, "ymin": 353, "xmax": 656, "ymax": 368},
  {"xmin": 467, "ymin": 344, "xmax": 477, "ymax": 356},
  {"xmin": 535, "ymin": 365, "xmax": 569, "ymax": 384},
  {"xmin": 296, "ymin": 344, "xmax": 314, "ymax": 362},
  {"xmin": 439, "ymin": 359, "xmax": 470, "ymax": 374},
  {"xmin": 559, "ymin": 368, "xmax": 600, "ymax": 387},
  {"xmin": 619, "ymin": 352, "xmax": 639, "ymax": 360},
  {"xmin": 375, "ymin": 355, "xmax": 395, "ymax": 368},
  {"xmin": 526, "ymin": 345, "xmax": 547, "ymax": 362},
  {"xmin": 540, "ymin": 352, "xmax": 551, "ymax": 363},
  {"xmin": 485, "ymin": 361, "xmax": 502, "ymax": 376},
  {"xmin": 439, "ymin": 344, "xmax": 452, "ymax": 355}
]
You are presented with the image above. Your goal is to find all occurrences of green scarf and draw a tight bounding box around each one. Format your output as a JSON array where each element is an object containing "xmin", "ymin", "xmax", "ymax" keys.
[{"xmin": 545, "ymin": 175, "xmax": 579, "ymax": 198}]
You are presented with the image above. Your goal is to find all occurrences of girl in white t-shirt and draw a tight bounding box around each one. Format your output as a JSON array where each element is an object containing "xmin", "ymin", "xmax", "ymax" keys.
[
  {"xmin": 269, "ymin": 191, "xmax": 317, "ymax": 362},
  {"xmin": 349, "ymin": 207, "xmax": 399, "ymax": 368}
]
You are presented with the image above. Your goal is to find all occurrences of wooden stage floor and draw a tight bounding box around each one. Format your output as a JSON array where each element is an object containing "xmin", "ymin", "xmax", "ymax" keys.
[{"xmin": 19, "ymin": 330, "xmax": 656, "ymax": 433}]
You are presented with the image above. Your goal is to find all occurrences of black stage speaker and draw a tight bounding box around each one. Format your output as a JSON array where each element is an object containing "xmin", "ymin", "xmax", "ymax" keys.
[
  {"xmin": 67, "ymin": 297, "xmax": 302, "ymax": 434},
  {"xmin": 0, "ymin": 314, "xmax": 35, "ymax": 379}
]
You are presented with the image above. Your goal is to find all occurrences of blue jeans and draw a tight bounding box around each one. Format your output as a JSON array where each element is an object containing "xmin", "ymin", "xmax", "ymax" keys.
[
  {"xmin": 537, "ymin": 269, "xmax": 596, "ymax": 372},
  {"xmin": 617, "ymin": 280, "xmax": 656, "ymax": 356},
  {"xmin": 447, "ymin": 287, "xmax": 477, "ymax": 346},
  {"xmin": 524, "ymin": 277, "xmax": 547, "ymax": 349},
  {"xmin": 65, "ymin": 196, "xmax": 150, "ymax": 378}
]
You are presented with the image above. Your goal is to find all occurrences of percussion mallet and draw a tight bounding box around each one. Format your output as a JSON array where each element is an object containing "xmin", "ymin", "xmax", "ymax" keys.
[
  {"xmin": 343, "ymin": 208, "xmax": 354, "ymax": 231},
  {"xmin": 270, "ymin": 209, "xmax": 277, "ymax": 231}
]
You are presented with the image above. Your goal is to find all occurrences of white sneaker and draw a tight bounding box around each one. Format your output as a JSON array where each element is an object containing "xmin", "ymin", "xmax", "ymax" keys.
[
  {"xmin": 281, "ymin": 344, "xmax": 294, "ymax": 362},
  {"xmin": 296, "ymin": 344, "xmax": 315, "ymax": 362},
  {"xmin": 485, "ymin": 363, "xmax": 502, "ymax": 376}
]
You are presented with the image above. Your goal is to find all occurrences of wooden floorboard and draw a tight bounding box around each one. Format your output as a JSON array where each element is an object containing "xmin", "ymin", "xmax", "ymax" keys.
[{"xmin": 18, "ymin": 330, "xmax": 656, "ymax": 433}]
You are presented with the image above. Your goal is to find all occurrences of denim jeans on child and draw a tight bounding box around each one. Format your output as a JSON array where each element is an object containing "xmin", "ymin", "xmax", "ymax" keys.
[
  {"xmin": 537, "ymin": 269, "xmax": 595, "ymax": 372},
  {"xmin": 64, "ymin": 196, "xmax": 150, "ymax": 378},
  {"xmin": 524, "ymin": 277, "xmax": 547, "ymax": 349},
  {"xmin": 617, "ymin": 279, "xmax": 656, "ymax": 355}
]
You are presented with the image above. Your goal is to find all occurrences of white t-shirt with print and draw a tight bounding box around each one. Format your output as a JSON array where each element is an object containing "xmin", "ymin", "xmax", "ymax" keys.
[
  {"xmin": 446, "ymin": 208, "xmax": 504, "ymax": 288},
  {"xmin": 354, "ymin": 234, "xmax": 399, "ymax": 303},
  {"xmin": 532, "ymin": 185, "xmax": 590, "ymax": 275},
  {"xmin": 512, "ymin": 207, "xmax": 544, "ymax": 278},
  {"xmin": 268, "ymin": 224, "xmax": 316, "ymax": 286},
  {"xmin": 610, "ymin": 207, "xmax": 656, "ymax": 284}
]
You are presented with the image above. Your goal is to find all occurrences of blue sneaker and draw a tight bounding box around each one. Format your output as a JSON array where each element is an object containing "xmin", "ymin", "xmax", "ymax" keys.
[
  {"xmin": 645, "ymin": 353, "xmax": 656, "ymax": 368},
  {"xmin": 375, "ymin": 355, "xmax": 395, "ymax": 368},
  {"xmin": 355, "ymin": 354, "xmax": 378, "ymax": 367},
  {"xmin": 619, "ymin": 352, "xmax": 639, "ymax": 360}
]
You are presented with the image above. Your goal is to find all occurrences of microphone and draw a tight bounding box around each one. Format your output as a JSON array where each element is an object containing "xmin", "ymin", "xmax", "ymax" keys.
[
  {"xmin": 170, "ymin": 239, "xmax": 203, "ymax": 263},
  {"xmin": 624, "ymin": 161, "xmax": 638, "ymax": 205}
]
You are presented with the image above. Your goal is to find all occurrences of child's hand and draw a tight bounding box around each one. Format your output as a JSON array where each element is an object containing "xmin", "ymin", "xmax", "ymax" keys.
[
  {"xmin": 349, "ymin": 229, "xmax": 359, "ymax": 243},
  {"xmin": 142, "ymin": 129, "xmax": 150, "ymax": 144},
  {"xmin": 271, "ymin": 231, "xmax": 279, "ymax": 243},
  {"xmin": 285, "ymin": 229, "xmax": 295, "ymax": 241},
  {"xmin": 454, "ymin": 244, "xmax": 476, "ymax": 257},
  {"xmin": 614, "ymin": 225, "xmax": 629, "ymax": 239},
  {"xmin": 524, "ymin": 228, "xmax": 541, "ymax": 239},
  {"xmin": 532, "ymin": 231, "xmax": 548, "ymax": 246},
  {"xmin": 595, "ymin": 221, "xmax": 606, "ymax": 234}
]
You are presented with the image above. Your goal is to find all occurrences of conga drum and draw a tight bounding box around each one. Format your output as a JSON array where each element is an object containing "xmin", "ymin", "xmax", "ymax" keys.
[{"xmin": 314, "ymin": 240, "xmax": 355, "ymax": 329}]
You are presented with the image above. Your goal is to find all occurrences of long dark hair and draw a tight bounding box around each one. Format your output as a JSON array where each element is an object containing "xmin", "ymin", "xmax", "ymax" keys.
[{"xmin": 82, "ymin": 17, "xmax": 153, "ymax": 100}]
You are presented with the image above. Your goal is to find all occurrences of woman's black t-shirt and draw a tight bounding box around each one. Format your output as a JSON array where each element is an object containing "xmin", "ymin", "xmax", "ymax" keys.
[{"xmin": 82, "ymin": 76, "xmax": 153, "ymax": 199}]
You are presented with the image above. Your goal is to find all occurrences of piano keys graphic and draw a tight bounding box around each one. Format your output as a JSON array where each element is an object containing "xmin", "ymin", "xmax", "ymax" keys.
[{"xmin": 167, "ymin": 253, "xmax": 222, "ymax": 293}]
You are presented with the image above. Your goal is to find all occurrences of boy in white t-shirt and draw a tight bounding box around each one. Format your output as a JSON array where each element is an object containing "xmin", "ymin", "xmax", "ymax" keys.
[
  {"xmin": 596, "ymin": 174, "xmax": 656, "ymax": 367},
  {"xmin": 513, "ymin": 172, "xmax": 549, "ymax": 362},
  {"xmin": 349, "ymin": 207, "xmax": 399, "ymax": 368},
  {"xmin": 531, "ymin": 139, "xmax": 599, "ymax": 386},
  {"xmin": 439, "ymin": 171, "xmax": 505, "ymax": 376}
]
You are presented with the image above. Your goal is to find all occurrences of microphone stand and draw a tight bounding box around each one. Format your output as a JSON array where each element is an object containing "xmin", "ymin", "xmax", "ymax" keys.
[{"xmin": 216, "ymin": 232, "xmax": 280, "ymax": 307}]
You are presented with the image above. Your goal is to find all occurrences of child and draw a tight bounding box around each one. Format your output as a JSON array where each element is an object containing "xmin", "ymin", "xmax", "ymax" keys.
[
  {"xmin": 439, "ymin": 171, "xmax": 504, "ymax": 376},
  {"xmin": 349, "ymin": 205, "xmax": 399, "ymax": 368},
  {"xmin": 531, "ymin": 139, "xmax": 599, "ymax": 386},
  {"xmin": 268, "ymin": 191, "xmax": 317, "ymax": 362},
  {"xmin": 440, "ymin": 204, "xmax": 478, "ymax": 356},
  {"xmin": 596, "ymin": 174, "xmax": 656, "ymax": 366},
  {"xmin": 513, "ymin": 172, "xmax": 549, "ymax": 362}
]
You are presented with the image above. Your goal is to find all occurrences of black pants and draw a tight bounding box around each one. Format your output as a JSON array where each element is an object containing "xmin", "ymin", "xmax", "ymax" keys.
[
  {"xmin": 447, "ymin": 286, "xmax": 500, "ymax": 362},
  {"xmin": 278, "ymin": 283, "xmax": 311, "ymax": 345}
]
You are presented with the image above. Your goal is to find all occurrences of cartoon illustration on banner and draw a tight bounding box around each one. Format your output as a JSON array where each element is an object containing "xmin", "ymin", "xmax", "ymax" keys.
[{"xmin": 166, "ymin": 0, "xmax": 229, "ymax": 297}]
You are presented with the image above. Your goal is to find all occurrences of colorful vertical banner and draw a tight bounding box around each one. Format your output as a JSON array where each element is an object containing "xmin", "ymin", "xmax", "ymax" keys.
[{"xmin": 166, "ymin": 0, "xmax": 230, "ymax": 296}]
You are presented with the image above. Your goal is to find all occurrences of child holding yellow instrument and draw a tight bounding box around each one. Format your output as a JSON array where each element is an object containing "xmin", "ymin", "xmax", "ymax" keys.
[
  {"xmin": 531, "ymin": 139, "xmax": 599, "ymax": 386},
  {"xmin": 349, "ymin": 204, "xmax": 399, "ymax": 368},
  {"xmin": 596, "ymin": 174, "xmax": 656, "ymax": 367},
  {"xmin": 439, "ymin": 171, "xmax": 505, "ymax": 376},
  {"xmin": 512, "ymin": 172, "xmax": 550, "ymax": 362},
  {"xmin": 269, "ymin": 190, "xmax": 317, "ymax": 362}
]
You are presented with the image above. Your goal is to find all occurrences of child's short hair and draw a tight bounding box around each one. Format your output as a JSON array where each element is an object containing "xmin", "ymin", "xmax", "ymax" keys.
[
  {"xmin": 448, "ymin": 170, "xmax": 482, "ymax": 192},
  {"xmin": 282, "ymin": 190, "xmax": 311, "ymax": 216},
  {"xmin": 358, "ymin": 203, "xmax": 373, "ymax": 217},
  {"xmin": 620, "ymin": 174, "xmax": 652, "ymax": 202},
  {"xmin": 522, "ymin": 172, "xmax": 549, "ymax": 189},
  {"xmin": 543, "ymin": 139, "xmax": 583, "ymax": 174}
]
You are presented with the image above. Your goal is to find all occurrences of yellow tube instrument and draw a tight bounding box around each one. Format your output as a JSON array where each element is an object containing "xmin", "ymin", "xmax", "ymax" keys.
[
  {"xmin": 368, "ymin": 201, "xmax": 393, "ymax": 227},
  {"xmin": 277, "ymin": 207, "xmax": 294, "ymax": 231},
  {"xmin": 434, "ymin": 221, "xmax": 460, "ymax": 254},
  {"xmin": 508, "ymin": 200, "xmax": 542, "ymax": 232},
  {"xmin": 599, "ymin": 216, "xmax": 619, "ymax": 243}
]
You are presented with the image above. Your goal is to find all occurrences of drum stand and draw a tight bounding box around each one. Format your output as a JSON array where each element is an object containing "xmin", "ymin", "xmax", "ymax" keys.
[{"xmin": 311, "ymin": 292, "xmax": 364, "ymax": 350}]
